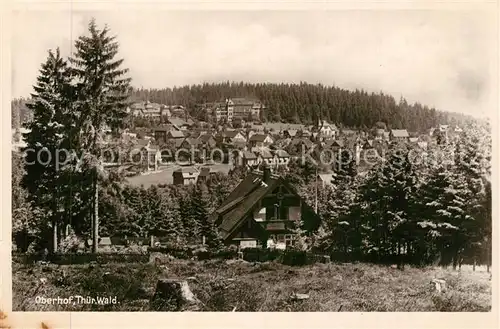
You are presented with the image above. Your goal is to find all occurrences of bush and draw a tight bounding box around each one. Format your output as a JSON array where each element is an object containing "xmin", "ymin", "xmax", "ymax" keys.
[
  {"xmin": 59, "ymin": 229, "xmax": 84, "ymax": 253},
  {"xmin": 243, "ymin": 248, "xmax": 283, "ymax": 262},
  {"xmin": 282, "ymin": 250, "xmax": 309, "ymax": 266},
  {"xmin": 148, "ymin": 245, "xmax": 193, "ymax": 259},
  {"xmin": 13, "ymin": 252, "xmax": 149, "ymax": 265}
]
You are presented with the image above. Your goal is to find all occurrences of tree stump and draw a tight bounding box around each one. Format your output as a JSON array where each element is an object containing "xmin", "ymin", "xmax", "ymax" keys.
[
  {"xmin": 151, "ymin": 279, "xmax": 200, "ymax": 311},
  {"xmin": 290, "ymin": 293, "xmax": 309, "ymax": 301},
  {"xmin": 431, "ymin": 279, "xmax": 446, "ymax": 293}
]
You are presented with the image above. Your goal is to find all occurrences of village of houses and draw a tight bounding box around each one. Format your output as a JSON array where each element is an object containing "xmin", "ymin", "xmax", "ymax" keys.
[
  {"xmin": 12, "ymin": 96, "xmax": 462, "ymax": 189},
  {"xmin": 77, "ymin": 97, "xmax": 460, "ymax": 188}
]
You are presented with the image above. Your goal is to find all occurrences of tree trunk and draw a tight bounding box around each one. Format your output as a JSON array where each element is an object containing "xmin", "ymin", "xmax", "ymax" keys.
[
  {"xmin": 92, "ymin": 171, "xmax": 99, "ymax": 253},
  {"xmin": 486, "ymin": 237, "xmax": 491, "ymax": 273},
  {"xmin": 52, "ymin": 219, "xmax": 58, "ymax": 253},
  {"xmin": 397, "ymin": 241, "xmax": 402, "ymax": 269},
  {"xmin": 473, "ymin": 256, "xmax": 476, "ymax": 271}
]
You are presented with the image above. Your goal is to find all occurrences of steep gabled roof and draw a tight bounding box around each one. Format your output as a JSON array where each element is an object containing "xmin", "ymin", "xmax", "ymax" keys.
[
  {"xmin": 168, "ymin": 130, "xmax": 185, "ymax": 138},
  {"xmin": 242, "ymin": 151, "xmax": 257, "ymax": 160},
  {"xmin": 211, "ymin": 173, "xmax": 280, "ymax": 240},
  {"xmin": 211, "ymin": 172, "xmax": 321, "ymax": 241},
  {"xmin": 174, "ymin": 167, "xmax": 199, "ymax": 175},
  {"xmin": 223, "ymin": 130, "xmax": 244, "ymax": 139},
  {"xmin": 168, "ymin": 117, "xmax": 189, "ymax": 127},
  {"xmin": 259, "ymin": 149, "xmax": 274, "ymax": 158},
  {"xmin": 249, "ymin": 134, "xmax": 268, "ymax": 142},
  {"xmin": 275, "ymin": 149, "xmax": 290, "ymax": 158},
  {"xmin": 182, "ymin": 138, "xmax": 202, "ymax": 147},
  {"xmin": 198, "ymin": 133, "xmax": 215, "ymax": 143},
  {"xmin": 324, "ymin": 139, "xmax": 344, "ymax": 148},
  {"xmin": 290, "ymin": 137, "xmax": 313, "ymax": 148},
  {"xmin": 391, "ymin": 129, "xmax": 409, "ymax": 138}
]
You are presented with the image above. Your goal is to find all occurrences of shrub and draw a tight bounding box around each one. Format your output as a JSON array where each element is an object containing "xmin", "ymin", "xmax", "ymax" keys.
[
  {"xmin": 149, "ymin": 245, "xmax": 193, "ymax": 259},
  {"xmin": 243, "ymin": 248, "xmax": 283, "ymax": 262},
  {"xmin": 282, "ymin": 250, "xmax": 309, "ymax": 266},
  {"xmin": 58, "ymin": 229, "xmax": 84, "ymax": 253}
]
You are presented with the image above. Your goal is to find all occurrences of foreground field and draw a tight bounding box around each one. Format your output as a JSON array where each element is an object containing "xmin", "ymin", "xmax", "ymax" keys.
[{"xmin": 12, "ymin": 260, "xmax": 491, "ymax": 312}]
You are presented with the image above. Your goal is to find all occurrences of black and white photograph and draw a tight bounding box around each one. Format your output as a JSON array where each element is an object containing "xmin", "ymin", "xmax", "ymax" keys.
[{"xmin": 5, "ymin": 2, "xmax": 497, "ymax": 319}]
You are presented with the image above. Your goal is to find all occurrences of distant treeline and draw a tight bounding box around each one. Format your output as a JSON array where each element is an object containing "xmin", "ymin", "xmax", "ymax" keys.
[
  {"xmin": 129, "ymin": 82, "xmax": 476, "ymax": 131},
  {"xmin": 13, "ymin": 81, "xmax": 477, "ymax": 132}
]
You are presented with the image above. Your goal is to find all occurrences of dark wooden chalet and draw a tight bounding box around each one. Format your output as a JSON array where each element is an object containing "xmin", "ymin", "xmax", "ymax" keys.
[{"xmin": 209, "ymin": 167, "xmax": 321, "ymax": 249}]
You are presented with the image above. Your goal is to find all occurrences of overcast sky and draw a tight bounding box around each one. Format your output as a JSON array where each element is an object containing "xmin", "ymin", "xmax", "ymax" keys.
[{"xmin": 11, "ymin": 9, "xmax": 497, "ymax": 117}]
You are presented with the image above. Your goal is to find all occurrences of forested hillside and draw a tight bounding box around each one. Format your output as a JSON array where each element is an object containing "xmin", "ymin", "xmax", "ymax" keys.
[
  {"xmin": 130, "ymin": 82, "xmax": 476, "ymax": 131},
  {"xmin": 13, "ymin": 82, "xmax": 477, "ymax": 132}
]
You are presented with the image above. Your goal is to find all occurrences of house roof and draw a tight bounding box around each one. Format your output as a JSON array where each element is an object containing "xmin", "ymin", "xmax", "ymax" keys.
[
  {"xmin": 229, "ymin": 98, "xmax": 255, "ymax": 105},
  {"xmin": 130, "ymin": 102, "xmax": 146, "ymax": 110},
  {"xmin": 317, "ymin": 174, "xmax": 333, "ymax": 186},
  {"xmin": 232, "ymin": 140, "xmax": 247, "ymax": 149},
  {"xmin": 153, "ymin": 124, "xmax": 175, "ymax": 132},
  {"xmin": 182, "ymin": 138, "xmax": 202, "ymax": 147},
  {"xmin": 391, "ymin": 129, "xmax": 409, "ymax": 138},
  {"xmin": 223, "ymin": 130, "xmax": 243, "ymax": 139},
  {"xmin": 290, "ymin": 137, "xmax": 313, "ymax": 148},
  {"xmin": 210, "ymin": 173, "xmax": 278, "ymax": 240},
  {"xmin": 168, "ymin": 117, "xmax": 190, "ymax": 127},
  {"xmin": 174, "ymin": 167, "xmax": 199, "ymax": 174},
  {"xmin": 253, "ymin": 123, "xmax": 305, "ymax": 132},
  {"xmin": 136, "ymin": 139, "xmax": 150, "ymax": 147},
  {"xmin": 242, "ymin": 151, "xmax": 257, "ymax": 160},
  {"xmin": 275, "ymin": 149, "xmax": 290, "ymax": 158},
  {"xmin": 249, "ymin": 134, "xmax": 268, "ymax": 142},
  {"xmin": 259, "ymin": 149, "xmax": 274, "ymax": 158},
  {"xmin": 409, "ymin": 137, "xmax": 419, "ymax": 143},
  {"xmin": 324, "ymin": 139, "xmax": 344, "ymax": 148},
  {"xmin": 211, "ymin": 171, "xmax": 320, "ymax": 241},
  {"xmin": 341, "ymin": 129, "xmax": 356, "ymax": 135},
  {"xmin": 198, "ymin": 134, "xmax": 215, "ymax": 143},
  {"xmin": 169, "ymin": 130, "xmax": 185, "ymax": 138},
  {"xmin": 198, "ymin": 167, "xmax": 211, "ymax": 177}
]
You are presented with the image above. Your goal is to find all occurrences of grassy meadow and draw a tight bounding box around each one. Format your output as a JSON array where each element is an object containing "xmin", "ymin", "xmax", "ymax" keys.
[{"xmin": 12, "ymin": 259, "xmax": 491, "ymax": 312}]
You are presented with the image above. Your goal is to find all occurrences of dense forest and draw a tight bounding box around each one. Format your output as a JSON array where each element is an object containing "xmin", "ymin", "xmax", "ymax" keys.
[
  {"xmin": 13, "ymin": 82, "xmax": 477, "ymax": 133},
  {"xmin": 129, "ymin": 82, "xmax": 476, "ymax": 132}
]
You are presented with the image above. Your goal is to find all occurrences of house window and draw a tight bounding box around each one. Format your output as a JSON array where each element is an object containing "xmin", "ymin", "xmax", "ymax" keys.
[
  {"xmin": 285, "ymin": 234, "xmax": 295, "ymax": 246},
  {"xmin": 279, "ymin": 206, "xmax": 288, "ymax": 220},
  {"xmin": 277, "ymin": 234, "xmax": 285, "ymax": 243},
  {"xmin": 266, "ymin": 206, "xmax": 275, "ymax": 220}
]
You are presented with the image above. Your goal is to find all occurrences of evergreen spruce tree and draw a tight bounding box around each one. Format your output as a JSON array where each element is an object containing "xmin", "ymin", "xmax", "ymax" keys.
[
  {"xmin": 23, "ymin": 48, "xmax": 74, "ymax": 252},
  {"xmin": 192, "ymin": 183, "xmax": 220, "ymax": 247},
  {"xmin": 69, "ymin": 18, "xmax": 131, "ymax": 252}
]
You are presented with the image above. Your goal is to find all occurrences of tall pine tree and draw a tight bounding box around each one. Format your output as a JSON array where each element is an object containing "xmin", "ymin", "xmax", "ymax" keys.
[
  {"xmin": 23, "ymin": 48, "xmax": 74, "ymax": 252},
  {"xmin": 69, "ymin": 18, "xmax": 131, "ymax": 252}
]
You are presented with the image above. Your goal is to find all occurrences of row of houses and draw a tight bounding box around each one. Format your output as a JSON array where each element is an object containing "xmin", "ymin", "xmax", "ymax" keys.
[{"xmin": 127, "ymin": 101, "xmax": 187, "ymax": 119}]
